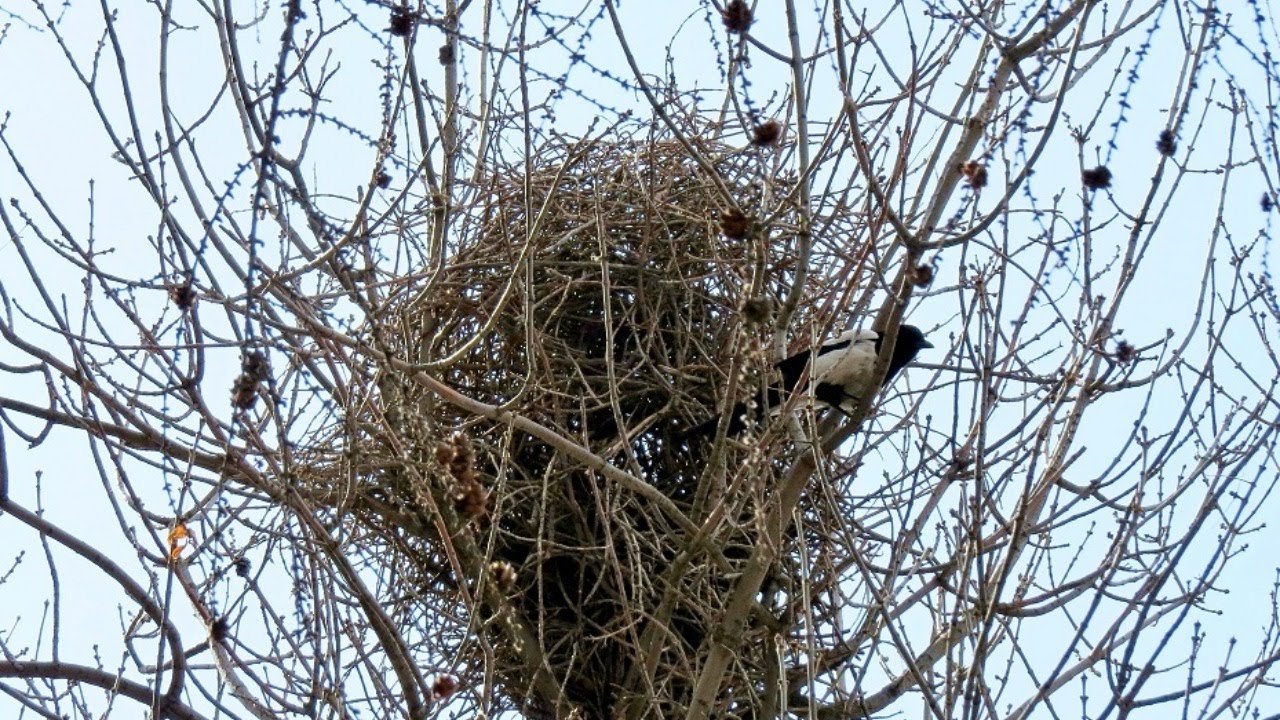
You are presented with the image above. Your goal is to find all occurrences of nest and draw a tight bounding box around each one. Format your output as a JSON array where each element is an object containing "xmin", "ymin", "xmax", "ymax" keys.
[{"xmin": 311, "ymin": 129, "xmax": 847, "ymax": 718}]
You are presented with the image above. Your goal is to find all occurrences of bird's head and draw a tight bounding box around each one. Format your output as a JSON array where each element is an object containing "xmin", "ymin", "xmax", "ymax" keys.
[
  {"xmin": 879, "ymin": 323, "xmax": 934, "ymax": 385},
  {"xmin": 899, "ymin": 324, "xmax": 933, "ymax": 356}
]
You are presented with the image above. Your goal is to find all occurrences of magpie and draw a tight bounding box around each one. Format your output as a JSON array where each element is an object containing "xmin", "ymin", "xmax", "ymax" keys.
[{"xmin": 687, "ymin": 324, "xmax": 933, "ymax": 439}]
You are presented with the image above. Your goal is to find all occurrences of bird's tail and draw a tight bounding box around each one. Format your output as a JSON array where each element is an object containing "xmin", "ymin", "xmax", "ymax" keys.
[
  {"xmin": 680, "ymin": 404, "xmax": 743, "ymax": 444},
  {"xmin": 681, "ymin": 387, "xmax": 782, "ymax": 444}
]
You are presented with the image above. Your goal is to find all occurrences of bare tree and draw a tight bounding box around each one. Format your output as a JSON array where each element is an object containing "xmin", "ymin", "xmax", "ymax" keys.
[{"xmin": 2, "ymin": 1, "xmax": 1278, "ymax": 719}]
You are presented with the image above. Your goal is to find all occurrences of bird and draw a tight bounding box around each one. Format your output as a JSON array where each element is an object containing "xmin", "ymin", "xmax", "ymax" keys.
[{"xmin": 686, "ymin": 324, "xmax": 933, "ymax": 439}]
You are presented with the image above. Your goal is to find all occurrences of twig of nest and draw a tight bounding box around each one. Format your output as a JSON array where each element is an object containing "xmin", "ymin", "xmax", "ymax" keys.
[{"xmin": 297, "ymin": 125, "xmax": 862, "ymax": 718}]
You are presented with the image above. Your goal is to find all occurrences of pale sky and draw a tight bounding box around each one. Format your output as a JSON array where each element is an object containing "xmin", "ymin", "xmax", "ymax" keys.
[{"xmin": 2, "ymin": 1, "xmax": 1278, "ymax": 718}]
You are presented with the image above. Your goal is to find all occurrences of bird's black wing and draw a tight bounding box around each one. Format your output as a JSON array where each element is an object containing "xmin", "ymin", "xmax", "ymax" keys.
[
  {"xmin": 775, "ymin": 336, "xmax": 861, "ymax": 391},
  {"xmin": 774, "ymin": 348, "xmax": 812, "ymax": 392},
  {"xmin": 816, "ymin": 337, "xmax": 858, "ymax": 356}
]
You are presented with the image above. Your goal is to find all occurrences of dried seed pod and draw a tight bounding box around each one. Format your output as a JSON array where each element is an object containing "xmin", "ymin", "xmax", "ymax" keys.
[
  {"xmin": 910, "ymin": 263, "xmax": 935, "ymax": 288},
  {"xmin": 388, "ymin": 7, "xmax": 415, "ymax": 37},
  {"xmin": 719, "ymin": 208, "xmax": 750, "ymax": 239},
  {"xmin": 1115, "ymin": 340, "xmax": 1137, "ymax": 365},
  {"xmin": 741, "ymin": 296, "xmax": 773, "ymax": 325},
  {"xmin": 453, "ymin": 479, "xmax": 489, "ymax": 518},
  {"xmin": 1082, "ymin": 166, "xmax": 1112, "ymax": 190},
  {"xmin": 751, "ymin": 119, "xmax": 782, "ymax": 147},
  {"xmin": 488, "ymin": 561, "xmax": 518, "ymax": 593},
  {"xmin": 960, "ymin": 160, "xmax": 988, "ymax": 189},
  {"xmin": 168, "ymin": 281, "xmax": 196, "ymax": 309},
  {"xmin": 230, "ymin": 351, "xmax": 270, "ymax": 410},
  {"xmin": 721, "ymin": 0, "xmax": 753, "ymax": 33},
  {"xmin": 432, "ymin": 674, "xmax": 460, "ymax": 699}
]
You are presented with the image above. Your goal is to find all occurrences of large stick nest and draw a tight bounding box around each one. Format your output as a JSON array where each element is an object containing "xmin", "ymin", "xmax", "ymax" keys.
[{"xmin": 311, "ymin": 129, "xmax": 853, "ymax": 718}]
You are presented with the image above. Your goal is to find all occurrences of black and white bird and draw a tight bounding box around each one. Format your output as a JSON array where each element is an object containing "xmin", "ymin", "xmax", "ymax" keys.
[{"xmin": 688, "ymin": 324, "xmax": 933, "ymax": 439}]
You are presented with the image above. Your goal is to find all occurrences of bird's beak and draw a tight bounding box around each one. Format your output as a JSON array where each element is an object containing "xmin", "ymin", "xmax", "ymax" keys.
[{"xmin": 922, "ymin": 339, "xmax": 935, "ymax": 349}]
